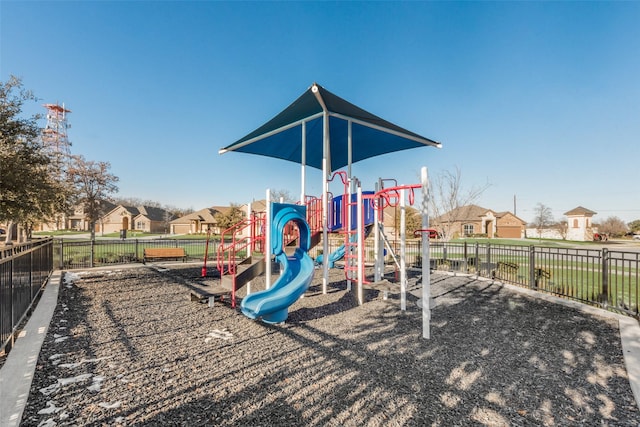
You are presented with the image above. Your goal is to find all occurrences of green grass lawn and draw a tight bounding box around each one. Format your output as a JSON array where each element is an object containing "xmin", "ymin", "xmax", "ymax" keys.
[{"xmin": 33, "ymin": 230, "xmax": 86, "ymax": 236}]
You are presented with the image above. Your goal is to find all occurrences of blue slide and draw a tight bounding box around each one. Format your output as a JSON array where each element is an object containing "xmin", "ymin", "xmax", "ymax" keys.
[
  {"xmin": 316, "ymin": 242, "xmax": 348, "ymax": 268},
  {"xmin": 240, "ymin": 203, "xmax": 315, "ymax": 324},
  {"xmin": 316, "ymin": 224, "xmax": 373, "ymax": 268}
]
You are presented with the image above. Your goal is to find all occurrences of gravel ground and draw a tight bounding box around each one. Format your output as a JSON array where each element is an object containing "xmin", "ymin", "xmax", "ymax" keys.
[{"xmin": 19, "ymin": 264, "xmax": 640, "ymax": 426}]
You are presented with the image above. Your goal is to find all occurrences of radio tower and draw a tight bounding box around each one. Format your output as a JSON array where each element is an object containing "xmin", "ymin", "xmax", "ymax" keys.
[{"xmin": 42, "ymin": 103, "xmax": 72, "ymax": 161}]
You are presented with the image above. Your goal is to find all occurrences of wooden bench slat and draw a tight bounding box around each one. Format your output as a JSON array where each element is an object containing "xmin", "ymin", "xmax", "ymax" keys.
[{"xmin": 143, "ymin": 247, "xmax": 187, "ymax": 264}]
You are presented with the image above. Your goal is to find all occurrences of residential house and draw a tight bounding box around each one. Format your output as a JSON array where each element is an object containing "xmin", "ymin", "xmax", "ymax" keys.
[
  {"xmin": 98, "ymin": 205, "xmax": 175, "ymax": 235},
  {"xmin": 170, "ymin": 200, "xmax": 267, "ymax": 235},
  {"xmin": 432, "ymin": 204, "xmax": 526, "ymax": 239},
  {"xmin": 170, "ymin": 206, "xmax": 232, "ymax": 235},
  {"xmin": 35, "ymin": 200, "xmax": 116, "ymax": 232},
  {"xmin": 68, "ymin": 200, "xmax": 117, "ymax": 231}
]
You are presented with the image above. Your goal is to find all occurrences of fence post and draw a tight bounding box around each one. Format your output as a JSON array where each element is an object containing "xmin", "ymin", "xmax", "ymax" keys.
[
  {"xmin": 29, "ymin": 249, "xmax": 34, "ymax": 301},
  {"xmin": 601, "ymin": 248, "xmax": 609, "ymax": 307},
  {"xmin": 135, "ymin": 239, "xmax": 139, "ymax": 262},
  {"xmin": 486, "ymin": 244, "xmax": 491, "ymax": 276},
  {"xmin": 529, "ymin": 245, "xmax": 536, "ymax": 289},
  {"xmin": 475, "ymin": 243, "xmax": 480, "ymax": 276},
  {"xmin": 463, "ymin": 241, "xmax": 468, "ymax": 272},
  {"xmin": 58, "ymin": 239, "xmax": 64, "ymax": 270},
  {"xmin": 90, "ymin": 239, "xmax": 95, "ymax": 268}
]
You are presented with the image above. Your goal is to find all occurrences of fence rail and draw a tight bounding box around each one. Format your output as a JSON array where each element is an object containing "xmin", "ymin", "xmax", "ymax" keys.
[
  {"xmin": 49, "ymin": 238, "xmax": 640, "ymax": 319},
  {"xmin": 424, "ymin": 242, "xmax": 640, "ymax": 319},
  {"xmin": 1, "ymin": 238, "xmax": 54, "ymax": 354}
]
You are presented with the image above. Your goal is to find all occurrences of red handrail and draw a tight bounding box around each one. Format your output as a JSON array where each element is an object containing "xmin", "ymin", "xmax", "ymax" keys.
[
  {"xmin": 373, "ymin": 183, "xmax": 421, "ymax": 210},
  {"xmin": 216, "ymin": 212, "xmax": 265, "ymax": 307}
]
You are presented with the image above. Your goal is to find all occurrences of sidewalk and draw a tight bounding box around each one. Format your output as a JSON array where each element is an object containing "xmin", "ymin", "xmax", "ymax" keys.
[{"xmin": 0, "ymin": 272, "xmax": 61, "ymax": 427}]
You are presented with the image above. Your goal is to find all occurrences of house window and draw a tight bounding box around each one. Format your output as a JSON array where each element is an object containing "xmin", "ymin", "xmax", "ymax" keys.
[
  {"xmin": 137, "ymin": 221, "xmax": 146, "ymax": 229},
  {"xmin": 573, "ymin": 219, "xmax": 578, "ymax": 228},
  {"xmin": 463, "ymin": 224, "xmax": 474, "ymax": 236}
]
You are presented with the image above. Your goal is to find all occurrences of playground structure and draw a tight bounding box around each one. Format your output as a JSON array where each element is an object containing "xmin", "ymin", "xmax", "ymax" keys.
[
  {"xmin": 197, "ymin": 167, "xmax": 431, "ymax": 330},
  {"xmin": 216, "ymin": 83, "xmax": 439, "ymax": 337}
]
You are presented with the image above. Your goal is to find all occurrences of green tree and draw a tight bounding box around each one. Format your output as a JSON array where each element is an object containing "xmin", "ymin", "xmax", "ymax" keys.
[
  {"xmin": 628, "ymin": 220, "xmax": 640, "ymax": 234},
  {"xmin": 393, "ymin": 205, "xmax": 422, "ymax": 237},
  {"xmin": 215, "ymin": 204, "xmax": 244, "ymax": 232},
  {"xmin": 0, "ymin": 76, "xmax": 69, "ymax": 242}
]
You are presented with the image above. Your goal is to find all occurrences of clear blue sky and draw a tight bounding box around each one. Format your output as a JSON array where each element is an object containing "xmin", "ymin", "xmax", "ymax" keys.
[{"xmin": 2, "ymin": 1, "xmax": 639, "ymax": 224}]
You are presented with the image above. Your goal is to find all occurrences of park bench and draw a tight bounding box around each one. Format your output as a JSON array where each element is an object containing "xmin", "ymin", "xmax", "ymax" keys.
[{"xmin": 143, "ymin": 247, "xmax": 187, "ymax": 264}]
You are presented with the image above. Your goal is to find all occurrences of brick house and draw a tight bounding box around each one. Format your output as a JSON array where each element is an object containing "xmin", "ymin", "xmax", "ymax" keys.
[
  {"xmin": 169, "ymin": 206, "xmax": 233, "ymax": 235},
  {"xmin": 432, "ymin": 204, "xmax": 526, "ymax": 239},
  {"xmin": 35, "ymin": 200, "xmax": 117, "ymax": 232},
  {"xmin": 170, "ymin": 200, "xmax": 267, "ymax": 235},
  {"xmin": 98, "ymin": 205, "xmax": 175, "ymax": 235}
]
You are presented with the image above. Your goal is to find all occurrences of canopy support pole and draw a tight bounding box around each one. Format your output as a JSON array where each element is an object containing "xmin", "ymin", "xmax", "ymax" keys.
[
  {"xmin": 421, "ymin": 167, "xmax": 431, "ymax": 339},
  {"xmin": 265, "ymin": 189, "xmax": 272, "ymax": 289},
  {"xmin": 400, "ymin": 188, "xmax": 407, "ymax": 311},
  {"xmin": 313, "ymin": 84, "xmax": 330, "ymax": 294},
  {"xmin": 300, "ymin": 122, "xmax": 306, "ymax": 204}
]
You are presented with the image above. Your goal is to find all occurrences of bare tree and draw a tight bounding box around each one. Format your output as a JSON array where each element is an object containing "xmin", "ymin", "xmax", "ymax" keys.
[
  {"xmin": 429, "ymin": 167, "xmax": 490, "ymax": 241},
  {"xmin": 598, "ymin": 216, "xmax": 628, "ymax": 238},
  {"xmin": 532, "ymin": 203, "xmax": 553, "ymax": 238},
  {"xmin": 67, "ymin": 155, "xmax": 119, "ymax": 241},
  {"xmin": 271, "ymin": 189, "xmax": 296, "ymax": 204},
  {"xmin": 555, "ymin": 221, "xmax": 568, "ymax": 240}
]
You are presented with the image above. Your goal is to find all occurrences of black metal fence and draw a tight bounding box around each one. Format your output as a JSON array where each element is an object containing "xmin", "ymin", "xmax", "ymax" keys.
[
  {"xmin": 424, "ymin": 242, "xmax": 639, "ymax": 319},
  {"xmin": 53, "ymin": 238, "xmax": 223, "ymax": 269},
  {"xmin": 1, "ymin": 238, "xmax": 54, "ymax": 354},
  {"xmin": 52, "ymin": 238, "xmax": 640, "ymax": 319}
]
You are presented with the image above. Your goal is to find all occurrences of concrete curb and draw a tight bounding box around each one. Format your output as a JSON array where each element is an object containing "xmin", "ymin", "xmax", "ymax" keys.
[
  {"xmin": 620, "ymin": 316, "xmax": 640, "ymax": 408},
  {"xmin": 0, "ymin": 271, "xmax": 62, "ymax": 427}
]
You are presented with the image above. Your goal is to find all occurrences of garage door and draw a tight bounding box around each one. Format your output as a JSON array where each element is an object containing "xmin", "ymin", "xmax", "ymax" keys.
[
  {"xmin": 498, "ymin": 226, "xmax": 521, "ymax": 238},
  {"xmin": 172, "ymin": 224, "xmax": 191, "ymax": 234}
]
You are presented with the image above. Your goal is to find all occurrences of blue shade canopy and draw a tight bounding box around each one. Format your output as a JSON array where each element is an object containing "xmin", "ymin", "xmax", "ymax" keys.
[{"xmin": 219, "ymin": 83, "xmax": 442, "ymax": 172}]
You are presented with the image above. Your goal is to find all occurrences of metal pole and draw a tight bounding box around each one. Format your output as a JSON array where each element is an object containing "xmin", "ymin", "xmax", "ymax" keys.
[
  {"xmin": 420, "ymin": 167, "xmax": 431, "ymax": 339},
  {"xmin": 300, "ymin": 122, "xmax": 306, "ymax": 204},
  {"xmin": 400, "ymin": 188, "xmax": 406, "ymax": 311},
  {"xmin": 312, "ymin": 84, "xmax": 330, "ymax": 295},
  {"xmin": 602, "ymin": 248, "xmax": 609, "ymax": 307},
  {"xmin": 346, "ymin": 177, "xmax": 352, "ymax": 292},
  {"xmin": 374, "ymin": 180, "xmax": 382, "ymax": 282},
  {"xmin": 357, "ymin": 185, "xmax": 364, "ymax": 305},
  {"xmin": 265, "ymin": 189, "xmax": 272, "ymax": 289},
  {"xmin": 322, "ymin": 158, "xmax": 329, "ymax": 294},
  {"xmin": 246, "ymin": 202, "xmax": 252, "ymax": 295}
]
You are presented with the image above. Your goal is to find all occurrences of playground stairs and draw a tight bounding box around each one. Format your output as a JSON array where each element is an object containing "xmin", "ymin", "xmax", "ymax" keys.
[
  {"xmin": 220, "ymin": 255, "xmax": 266, "ymax": 292},
  {"xmin": 343, "ymin": 229, "xmax": 358, "ymax": 281}
]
